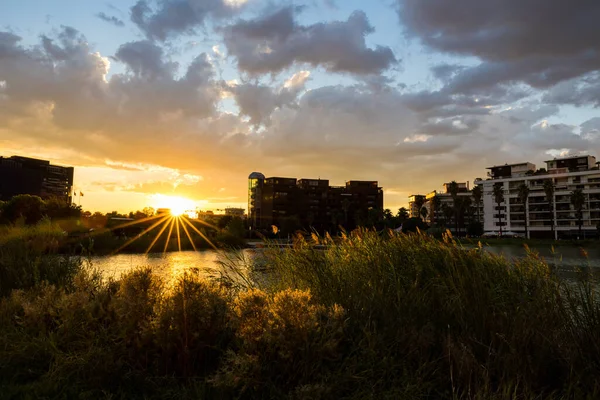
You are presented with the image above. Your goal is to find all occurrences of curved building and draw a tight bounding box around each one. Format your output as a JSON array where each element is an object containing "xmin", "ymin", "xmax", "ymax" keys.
[{"xmin": 248, "ymin": 172, "xmax": 265, "ymax": 230}]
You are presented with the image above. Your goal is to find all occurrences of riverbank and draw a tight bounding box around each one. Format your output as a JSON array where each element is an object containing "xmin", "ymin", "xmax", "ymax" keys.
[
  {"xmin": 2, "ymin": 229, "xmax": 600, "ymax": 398},
  {"xmin": 459, "ymin": 236, "xmax": 599, "ymax": 248}
]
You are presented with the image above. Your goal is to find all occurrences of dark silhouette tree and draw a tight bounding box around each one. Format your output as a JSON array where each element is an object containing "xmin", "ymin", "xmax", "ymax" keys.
[
  {"xmin": 442, "ymin": 203, "xmax": 454, "ymax": 228},
  {"xmin": 420, "ymin": 206, "xmax": 428, "ymax": 222},
  {"xmin": 517, "ymin": 183, "xmax": 530, "ymax": 239},
  {"xmin": 570, "ymin": 188, "xmax": 585, "ymax": 239},
  {"xmin": 543, "ymin": 179, "xmax": 555, "ymax": 240},
  {"xmin": 413, "ymin": 196, "xmax": 425, "ymax": 218},
  {"xmin": 397, "ymin": 207, "xmax": 409, "ymax": 222},
  {"xmin": 492, "ymin": 183, "xmax": 505, "ymax": 237}
]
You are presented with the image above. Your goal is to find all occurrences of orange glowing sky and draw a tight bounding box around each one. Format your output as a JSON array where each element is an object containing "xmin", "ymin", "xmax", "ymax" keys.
[{"xmin": 2, "ymin": 0, "xmax": 599, "ymax": 213}]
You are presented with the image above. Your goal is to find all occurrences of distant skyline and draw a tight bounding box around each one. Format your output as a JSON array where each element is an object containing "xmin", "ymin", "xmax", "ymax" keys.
[{"xmin": 1, "ymin": 0, "xmax": 599, "ymax": 213}]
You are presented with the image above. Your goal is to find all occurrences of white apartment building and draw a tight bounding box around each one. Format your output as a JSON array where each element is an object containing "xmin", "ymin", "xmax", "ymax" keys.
[{"xmin": 474, "ymin": 155, "xmax": 600, "ymax": 239}]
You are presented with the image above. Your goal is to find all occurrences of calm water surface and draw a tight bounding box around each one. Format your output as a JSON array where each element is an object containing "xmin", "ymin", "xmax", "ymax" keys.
[
  {"xmin": 89, "ymin": 249, "xmax": 257, "ymax": 283},
  {"xmin": 89, "ymin": 245, "xmax": 600, "ymax": 282}
]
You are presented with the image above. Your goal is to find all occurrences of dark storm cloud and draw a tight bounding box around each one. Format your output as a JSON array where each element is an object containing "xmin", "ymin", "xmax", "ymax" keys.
[
  {"xmin": 398, "ymin": 0, "xmax": 600, "ymax": 103},
  {"xmin": 543, "ymin": 72, "xmax": 600, "ymax": 108},
  {"xmin": 96, "ymin": 12, "xmax": 125, "ymax": 27},
  {"xmin": 130, "ymin": 0, "xmax": 244, "ymax": 41},
  {"xmin": 114, "ymin": 40, "xmax": 177, "ymax": 80},
  {"xmin": 222, "ymin": 7, "xmax": 397, "ymax": 75}
]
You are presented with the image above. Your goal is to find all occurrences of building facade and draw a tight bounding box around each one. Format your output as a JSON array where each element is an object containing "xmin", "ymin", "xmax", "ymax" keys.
[
  {"xmin": 247, "ymin": 172, "xmax": 383, "ymax": 233},
  {"xmin": 474, "ymin": 155, "xmax": 600, "ymax": 239},
  {"xmin": 0, "ymin": 156, "xmax": 74, "ymax": 204},
  {"xmin": 409, "ymin": 182, "xmax": 484, "ymax": 234}
]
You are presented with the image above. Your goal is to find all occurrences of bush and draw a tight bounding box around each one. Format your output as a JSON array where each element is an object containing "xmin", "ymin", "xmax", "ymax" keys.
[
  {"xmin": 0, "ymin": 221, "xmax": 82, "ymax": 297},
  {"xmin": 1, "ymin": 229, "xmax": 600, "ymax": 398}
]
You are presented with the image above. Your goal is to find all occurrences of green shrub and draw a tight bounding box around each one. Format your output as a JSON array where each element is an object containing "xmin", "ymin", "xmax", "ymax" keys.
[
  {"xmin": 1, "ymin": 229, "xmax": 599, "ymax": 398},
  {"xmin": 0, "ymin": 221, "xmax": 82, "ymax": 296}
]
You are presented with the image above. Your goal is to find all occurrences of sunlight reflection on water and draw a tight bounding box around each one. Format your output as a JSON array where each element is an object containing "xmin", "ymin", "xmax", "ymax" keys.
[{"xmin": 88, "ymin": 249, "xmax": 256, "ymax": 284}]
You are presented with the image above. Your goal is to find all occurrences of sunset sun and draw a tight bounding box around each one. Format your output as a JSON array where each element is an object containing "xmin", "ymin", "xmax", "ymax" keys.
[{"xmin": 151, "ymin": 194, "xmax": 195, "ymax": 217}]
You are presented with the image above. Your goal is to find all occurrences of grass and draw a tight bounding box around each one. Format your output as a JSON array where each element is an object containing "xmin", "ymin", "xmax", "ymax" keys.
[{"xmin": 1, "ymin": 227, "xmax": 600, "ymax": 398}]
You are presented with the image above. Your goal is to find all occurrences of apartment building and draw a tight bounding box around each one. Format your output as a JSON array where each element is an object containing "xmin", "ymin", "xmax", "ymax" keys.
[
  {"xmin": 247, "ymin": 172, "xmax": 384, "ymax": 233},
  {"xmin": 0, "ymin": 155, "xmax": 74, "ymax": 204},
  {"xmin": 474, "ymin": 155, "xmax": 600, "ymax": 239},
  {"xmin": 409, "ymin": 182, "xmax": 484, "ymax": 234}
]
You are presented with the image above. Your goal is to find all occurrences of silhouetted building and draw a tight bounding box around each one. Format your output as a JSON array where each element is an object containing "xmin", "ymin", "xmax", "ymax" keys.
[
  {"xmin": 247, "ymin": 172, "xmax": 383, "ymax": 233},
  {"xmin": 0, "ymin": 156, "xmax": 74, "ymax": 203}
]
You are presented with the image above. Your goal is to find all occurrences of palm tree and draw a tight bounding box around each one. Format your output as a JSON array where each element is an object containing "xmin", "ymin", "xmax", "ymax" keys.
[
  {"xmin": 543, "ymin": 179, "xmax": 555, "ymax": 240},
  {"xmin": 459, "ymin": 196, "xmax": 472, "ymax": 232},
  {"xmin": 413, "ymin": 196, "xmax": 425, "ymax": 218},
  {"xmin": 448, "ymin": 181, "xmax": 460, "ymax": 234},
  {"xmin": 442, "ymin": 203, "xmax": 454, "ymax": 228},
  {"xmin": 431, "ymin": 195, "xmax": 441, "ymax": 226},
  {"xmin": 397, "ymin": 207, "xmax": 409, "ymax": 223},
  {"xmin": 570, "ymin": 188, "xmax": 585, "ymax": 239},
  {"xmin": 472, "ymin": 185, "xmax": 483, "ymax": 223},
  {"xmin": 492, "ymin": 183, "xmax": 505, "ymax": 237},
  {"xmin": 517, "ymin": 183, "xmax": 530, "ymax": 239},
  {"xmin": 420, "ymin": 206, "xmax": 428, "ymax": 222}
]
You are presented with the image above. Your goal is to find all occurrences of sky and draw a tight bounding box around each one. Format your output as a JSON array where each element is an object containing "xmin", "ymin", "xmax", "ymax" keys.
[{"xmin": 1, "ymin": 0, "xmax": 599, "ymax": 213}]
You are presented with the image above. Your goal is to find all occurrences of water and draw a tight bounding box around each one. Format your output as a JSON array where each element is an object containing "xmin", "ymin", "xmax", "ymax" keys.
[
  {"xmin": 88, "ymin": 245, "xmax": 600, "ymax": 282},
  {"xmin": 89, "ymin": 249, "xmax": 257, "ymax": 283}
]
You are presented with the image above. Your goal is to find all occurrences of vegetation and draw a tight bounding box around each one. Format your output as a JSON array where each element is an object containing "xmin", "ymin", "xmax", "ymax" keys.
[
  {"xmin": 571, "ymin": 188, "xmax": 585, "ymax": 238},
  {"xmin": 492, "ymin": 183, "xmax": 505, "ymax": 236},
  {"xmin": 544, "ymin": 179, "xmax": 556, "ymax": 239},
  {"xmin": 518, "ymin": 183, "xmax": 530, "ymax": 239},
  {"xmin": 1, "ymin": 228, "xmax": 600, "ymax": 398}
]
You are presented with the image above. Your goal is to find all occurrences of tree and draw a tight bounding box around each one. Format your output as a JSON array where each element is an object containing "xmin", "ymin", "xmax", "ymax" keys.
[
  {"xmin": 441, "ymin": 203, "xmax": 454, "ymax": 228},
  {"xmin": 2, "ymin": 194, "xmax": 45, "ymax": 225},
  {"xmin": 397, "ymin": 207, "xmax": 409, "ymax": 223},
  {"xmin": 217, "ymin": 215, "xmax": 233, "ymax": 230},
  {"xmin": 492, "ymin": 183, "xmax": 505, "ymax": 237},
  {"xmin": 413, "ymin": 196, "xmax": 425, "ymax": 218},
  {"xmin": 543, "ymin": 179, "xmax": 556, "ymax": 240},
  {"xmin": 517, "ymin": 183, "xmax": 530, "ymax": 239},
  {"xmin": 458, "ymin": 196, "xmax": 472, "ymax": 234},
  {"xmin": 570, "ymin": 188, "xmax": 585, "ymax": 239},
  {"xmin": 420, "ymin": 206, "xmax": 428, "ymax": 221},
  {"xmin": 226, "ymin": 216, "xmax": 246, "ymax": 238},
  {"xmin": 448, "ymin": 181, "xmax": 460, "ymax": 234},
  {"xmin": 472, "ymin": 185, "xmax": 483, "ymax": 223}
]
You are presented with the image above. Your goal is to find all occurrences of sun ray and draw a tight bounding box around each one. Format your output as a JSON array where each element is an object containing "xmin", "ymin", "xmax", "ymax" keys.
[
  {"xmin": 163, "ymin": 218, "xmax": 175, "ymax": 254},
  {"xmin": 182, "ymin": 216, "xmax": 219, "ymax": 250},
  {"xmin": 175, "ymin": 217, "xmax": 182, "ymax": 251},
  {"xmin": 145, "ymin": 216, "xmax": 172, "ymax": 254},
  {"xmin": 190, "ymin": 218, "xmax": 219, "ymax": 231},
  {"xmin": 111, "ymin": 215, "xmax": 170, "ymax": 255},
  {"xmin": 179, "ymin": 216, "xmax": 198, "ymax": 251}
]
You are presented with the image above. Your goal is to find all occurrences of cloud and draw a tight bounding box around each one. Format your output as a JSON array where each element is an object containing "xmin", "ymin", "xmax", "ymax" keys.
[
  {"xmin": 225, "ymin": 70, "xmax": 311, "ymax": 126},
  {"xmin": 130, "ymin": 0, "xmax": 245, "ymax": 41},
  {"xmin": 398, "ymin": 0, "xmax": 600, "ymax": 103},
  {"xmin": 96, "ymin": 12, "xmax": 125, "ymax": 27},
  {"xmin": 222, "ymin": 7, "xmax": 397, "ymax": 75}
]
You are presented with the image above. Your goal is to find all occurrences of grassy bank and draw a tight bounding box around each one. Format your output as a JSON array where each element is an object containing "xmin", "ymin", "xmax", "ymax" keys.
[
  {"xmin": 459, "ymin": 236, "xmax": 598, "ymax": 248},
  {"xmin": 1, "ymin": 229, "xmax": 600, "ymax": 398}
]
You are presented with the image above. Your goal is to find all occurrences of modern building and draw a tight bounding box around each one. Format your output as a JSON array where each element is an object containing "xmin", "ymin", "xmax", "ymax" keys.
[
  {"xmin": 247, "ymin": 172, "xmax": 384, "ymax": 233},
  {"xmin": 474, "ymin": 155, "xmax": 600, "ymax": 239},
  {"xmin": 0, "ymin": 156, "xmax": 74, "ymax": 204},
  {"xmin": 409, "ymin": 182, "xmax": 484, "ymax": 234}
]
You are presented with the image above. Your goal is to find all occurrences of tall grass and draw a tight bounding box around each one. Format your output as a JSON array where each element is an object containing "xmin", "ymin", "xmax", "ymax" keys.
[
  {"xmin": 0, "ymin": 220, "xmax": 82, "ymax": 297},
  {"xmin": 0, "ymin": 228, "xmax": 599, "ymax": 398}
]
